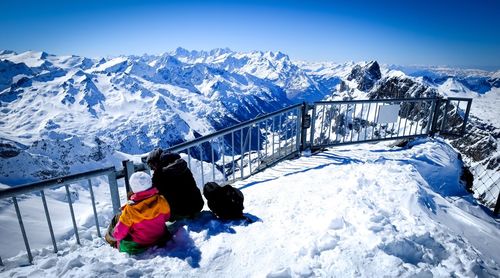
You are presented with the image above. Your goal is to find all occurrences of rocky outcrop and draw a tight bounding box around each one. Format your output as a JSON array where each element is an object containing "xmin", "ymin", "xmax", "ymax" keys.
[
  {"xmin": 347, "ymin": 61, "xmax": 382, "ymax": 91},
  {"xmin": 450, "ymin": 119, "xmax": 499, "ymax": 168},
  {"xmin": 369, "ymin": 75, "xmax": 437, "ymax": 99},
  {"xmin": 0, "ymin": 139, "xmax": 27, "ymax": 158}
]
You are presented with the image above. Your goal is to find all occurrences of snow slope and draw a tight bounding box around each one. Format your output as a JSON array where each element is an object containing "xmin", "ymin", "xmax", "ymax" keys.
[
  {"xmin": 1, "ymin": 138, "xmax": 499, "ymax": 277},
  {"xmin": 469, "ymin": 87, "xmax": 500, "ymax": 128}
]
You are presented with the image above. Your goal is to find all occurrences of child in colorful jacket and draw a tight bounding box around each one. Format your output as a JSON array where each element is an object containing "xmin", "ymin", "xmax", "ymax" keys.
[{"xmin": 112, "ymin": 171, "xmax": 171, "ymax": 254}]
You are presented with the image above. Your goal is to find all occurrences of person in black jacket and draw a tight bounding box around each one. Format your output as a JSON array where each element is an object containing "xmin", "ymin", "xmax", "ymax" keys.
[{"xmin": 146, "ymin": 148, "xmax": 204, "ymax": 220}]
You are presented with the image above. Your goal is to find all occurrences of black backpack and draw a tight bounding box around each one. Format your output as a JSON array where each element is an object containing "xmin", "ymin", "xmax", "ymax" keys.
[{"xmin": 203, "ymin": 182, "xmax": 244, "ymax": 220}]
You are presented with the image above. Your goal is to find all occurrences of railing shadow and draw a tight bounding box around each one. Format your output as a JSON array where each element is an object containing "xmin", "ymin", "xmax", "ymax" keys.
[{"xmin": 238, "ymin": 153, "xmax": 363, "ymax": 190}]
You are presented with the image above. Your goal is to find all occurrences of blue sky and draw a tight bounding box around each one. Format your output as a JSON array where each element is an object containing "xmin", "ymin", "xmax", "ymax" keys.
[{"xmin": 1, "ymin": 0, "xmax": 499, "ymax": 69}]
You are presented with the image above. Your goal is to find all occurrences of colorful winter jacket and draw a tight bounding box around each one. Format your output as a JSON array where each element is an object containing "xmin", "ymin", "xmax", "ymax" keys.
[{"xmin": 113, "ymin": 187, "xmax": 170, "ymax": 252}]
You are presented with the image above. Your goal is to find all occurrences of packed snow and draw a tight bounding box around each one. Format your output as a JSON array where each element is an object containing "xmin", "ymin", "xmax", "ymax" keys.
[{"xmin": 1, "ymin": 138, "xmax": 499, "ymax": 277}]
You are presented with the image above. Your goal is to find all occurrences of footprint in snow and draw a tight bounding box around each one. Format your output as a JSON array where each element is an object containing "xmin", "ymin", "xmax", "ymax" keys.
[
  {"xmin": 380, "ymin": 233, "xmax": 449, "ymax": 266},
  {"xmin": 328, "ymin": 217, "xmax": 346, "ymax": 230},
  {"xmin": 266, "ymin": 267, "xmax": 292, "ymax": 278},
  {"xmin": 368, "ymin": 214, "xmax": 390, "ymax": 233}
]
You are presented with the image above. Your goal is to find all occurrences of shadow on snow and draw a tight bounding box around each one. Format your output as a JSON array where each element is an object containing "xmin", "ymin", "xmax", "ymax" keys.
[{"xmin": 135, "ymin": 211, "xmax": 261, "ymax": 268}]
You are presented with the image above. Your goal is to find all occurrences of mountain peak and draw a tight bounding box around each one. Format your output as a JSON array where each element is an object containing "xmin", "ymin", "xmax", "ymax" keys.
[
  {"xmin": 39, "ymin": 51, "xmax": 49, "ymax": 59},
  {"xmin": 347, "ymin": 60, "xmax": 382, "ymax": 91},
  {"xmin": 264, "ymin": 50, "xmax": 288, "ymax": 61},
  {"xmin": 174, "ymin": 47, "xmax": 191, "ymax": 56},
  {"xmin": 0, "ymin": 50, "xmax": 17, "ymax": 56},
  {"xmin": 209, "ymin": 47, "xmax": 233, "ymax": 56}
]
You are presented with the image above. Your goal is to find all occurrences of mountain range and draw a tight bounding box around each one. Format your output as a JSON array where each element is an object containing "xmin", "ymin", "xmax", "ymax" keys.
[{"xmin": 0, "ymin": 48, "xmax": 498, "ymax": 206}]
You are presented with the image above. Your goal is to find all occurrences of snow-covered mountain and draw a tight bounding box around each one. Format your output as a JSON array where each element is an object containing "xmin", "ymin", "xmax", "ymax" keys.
[{"xmin": 0, "ymin": 48, "xmax": 499, "ymax": 189}]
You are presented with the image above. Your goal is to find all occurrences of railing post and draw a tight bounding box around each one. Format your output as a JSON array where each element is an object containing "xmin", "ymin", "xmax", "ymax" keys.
[
  {"xmin": 461, "ymin": 99, "xmax": 472, "ymax": 136},
  {"xmin": 494, "ymin": 191, "xmax": 500, "ymax": 216},
  {"xmin": 13, "ymin": 197, "xmax": 33, "ymax": 264},
  {"xmin": 240, "ymin": 128, "xmax": 244, "ymax": 179},
  {"xmin": 65, "ymin": 184, "xmax": 80, "ymax": 245},
  {"xmin": 107, "ymin": 171, "xmax": 121, "ymax": 214},
  {"xmin": 429, "ymin": 96, "xmax": 443, "ymax": 136},
  {"xmin": 40, "ymin": 190, "xmax": 58, "ymax": 253},
  {"xmin": 440, "ymin": 99, "xmax": 450, "ymax": 133},
  {"xmin": 200, "ymin": 145, "xmax": 205, "ymax": 186},
  {"xmin": 122, "ymin": 160, "xmax": 134, "ymax": 195},
  {"xmin": 309, "ymin": 104, "xmax": 317, "ymax": 149},
  {"xmin": 295, "ymin": 107, "xmax": 302, "ymax": 152},
  {"xmin": 88, "ymin": 179, "xmax": 101, "ymax": 238},
  {"xmin": 299, "ymin": 102, "xmax": 310, "ymax": 151}
]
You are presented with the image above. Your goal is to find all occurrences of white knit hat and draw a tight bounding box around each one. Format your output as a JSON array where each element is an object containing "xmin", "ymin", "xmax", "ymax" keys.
[{"xmin": 129, "ymin": 172, "xmax": 152, "ymax": 193}]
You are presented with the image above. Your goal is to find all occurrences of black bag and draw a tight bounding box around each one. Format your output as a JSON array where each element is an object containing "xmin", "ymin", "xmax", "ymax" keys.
[{"xmin": 203, "ymin": 182, "xmax": 244, "ymax": 220}]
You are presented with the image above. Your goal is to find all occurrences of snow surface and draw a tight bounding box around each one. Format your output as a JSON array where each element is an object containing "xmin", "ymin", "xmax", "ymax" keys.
[
  {"xmin": 1, "ymin": 138, "xmax": 499, "ymax": 277},
  {"xmin": 469, "ymin": 88, "xmax": 500, "ymax": 129}
]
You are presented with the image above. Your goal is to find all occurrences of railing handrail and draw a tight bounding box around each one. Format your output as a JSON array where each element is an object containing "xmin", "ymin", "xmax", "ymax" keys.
[
  {"xmin": 314, "ymin": 97, "xmax": 437, "ymax": 105},
  {"xmin": 445, "ymin": 97, "xmax": 474, "ymax": 101},
  {"xmin": 0, "ymin": 166, "xmax": 116, "ymax": 200}
]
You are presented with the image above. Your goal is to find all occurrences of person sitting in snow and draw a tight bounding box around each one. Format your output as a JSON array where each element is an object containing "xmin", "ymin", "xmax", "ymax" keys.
[
  {"xmin": 106, "ymin": 172, "xmax": 171, "ymax": 254},
  {"xmin": 146, "ymin": 148, "xmax": 204, "ymax": 221}
]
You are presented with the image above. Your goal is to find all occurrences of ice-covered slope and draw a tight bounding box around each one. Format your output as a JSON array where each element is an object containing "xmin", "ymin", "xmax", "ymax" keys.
[{"xmin": 1, "ymin": 139, "xmax": 499, "ymax": 276}]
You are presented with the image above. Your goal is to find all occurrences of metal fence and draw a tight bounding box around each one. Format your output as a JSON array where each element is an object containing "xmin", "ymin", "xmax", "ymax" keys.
[
  {"xmin": 434, "ymin": 97, "xmax": 472, "ymax": 136},
  {"xmin": 157, "ymin": 104, "xmax": 303, "ymax": 187},
  {"xmin": 307, "ymin": 97, "xmax": 472, "ymax": 150},
  {"xmin": 309, "ymin": 98, "xmax": 436, "ymax": 149},
  {"xmin": 0, "ymin": 97, "xmax": 476, "ymax": 266},
  {"xmin": 468, "ymin": 163, "xmax": 500, "ymax": 215},
  {"xmin": 0, "ymin": 167, "xmax": 118, "ymax": 265}
]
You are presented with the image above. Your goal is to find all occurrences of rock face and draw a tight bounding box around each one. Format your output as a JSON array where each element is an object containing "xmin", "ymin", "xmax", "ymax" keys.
[
  {"xmin": 348, "ymin": 61, "xmax": 382, "ymax": 91},
  {"xmin": 451, "ymin": 121, "xmax": 499, "ymax": 163},
  {"xmin": 369, "ymin": 76, "xmax": 437, "ymax": 99},
  {"xmin": 0, "ymin": 139, "xmax": 27, "ymax": 158}
]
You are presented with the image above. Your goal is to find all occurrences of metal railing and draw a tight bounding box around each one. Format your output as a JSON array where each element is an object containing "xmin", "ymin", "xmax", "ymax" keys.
[
  {"xmin": 0, "ymin": 97, "xmax": 475, "ymax": 266},
  {"xmin": 308, "ymin": 98, "xmax": 437, "ymax": 149},
  {"xmin": 435, "ymin": 97, "xmax": 472, "ymax": 136},
  {"xmin": 468, "ymin": 163, "xmax": 500, "ymax": 215},
  {"xmin": 155, "ymin": 104, "xmax": 304, "ymax": 186},
  {"xmin": 0, "ymin": 167, "xmax": 119, "ymax": 265},
  {"xmin": 0, "ymin": 104, "xmax": 303, "ymax": 266},
  {"xmin": 307, "ymin": 97, "xmax": 472, "ymax": 150}
]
